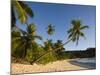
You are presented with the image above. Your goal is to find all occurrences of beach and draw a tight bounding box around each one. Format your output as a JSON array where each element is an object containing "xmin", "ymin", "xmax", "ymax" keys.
[{"xmin": 11, "ymin": 59, "xmax": 94, "ymax": 74}]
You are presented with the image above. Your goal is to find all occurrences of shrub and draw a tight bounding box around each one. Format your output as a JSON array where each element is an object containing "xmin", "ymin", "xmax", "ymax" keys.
[
  {"xmin": 26, "ymin": 49, "xmax": 35, "ymax": 64},
  {"xmin": 37, "ymin": 52, "xmax": 57, "ymax": 65}
]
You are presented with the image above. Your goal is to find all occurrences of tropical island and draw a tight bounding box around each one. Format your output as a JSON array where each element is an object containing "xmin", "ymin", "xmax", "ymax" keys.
[{"xmin": 11, "ymin": 0, "xmax": 96, "ymax": 74}]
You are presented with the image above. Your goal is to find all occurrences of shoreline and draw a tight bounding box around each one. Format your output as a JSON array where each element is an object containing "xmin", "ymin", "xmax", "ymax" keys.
[{"xmin": 69, "ymin": 59, "xmax": 96, "ymax": 69}]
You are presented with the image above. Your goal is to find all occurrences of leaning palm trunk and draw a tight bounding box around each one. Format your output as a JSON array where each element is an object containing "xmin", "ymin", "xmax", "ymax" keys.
[{"xmin": 32, "ymin": 38, "xmax": 72, "ymax": 64}]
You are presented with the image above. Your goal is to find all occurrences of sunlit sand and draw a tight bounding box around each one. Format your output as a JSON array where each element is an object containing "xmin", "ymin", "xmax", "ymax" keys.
[{"xmin": 11, "ymin": 59, "xmax": 88, "ymax": 74}]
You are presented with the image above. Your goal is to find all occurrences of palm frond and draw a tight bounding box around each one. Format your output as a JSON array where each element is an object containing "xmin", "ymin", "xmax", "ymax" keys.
[
  {"xmin": 71, "ymin": 20, "xmax": 76, "ymax": 25},
  {"xmin": 12, "ymin": 37, "xmax": 22, "ymax": 49},
  {"xmin": 80, "ymin": 32, "xmax": 86, "ymax": 39},
  {"xmin": 68, "ymin": 32, "xmax": 74, "ymax": 39},
  {"xmin": 14, "ymin": 1, "xmax": 27, "ymax": 24},
  {"xmin": 12, "ymin": 37, "xmax": 21, "ymax": 43},
  {"xmin": 28, "ymin": 23, "xmax": 37, "ymax": 33},
  {"xmin": 12, "ymin": 31, "xmax": 21, "ymax": 37},
  {"xmin": 47, "ymin": 24, "xmax": 55, "ymax": 35},
  {"xmin": 80, "ymin": 26, "xmax": 89, "ymax": 30},
  {"xmin": 18, "ymin": 1, "xmax": 34, "ymax": 17},
  {"xmin": 68, "ymin": 19, "xmax": 89, "ymax": 45},
  {"xmin": 72, "ymin": 37, "xmax": 76, "ymax": 42},
  {"xmin": 67, "ymin": 28, "xmax": 73, "ymax": 33},
  {"xmin": 32, "ymin": 35, "xmax": 42, "ymax": 40},
  {"xmin": 77, "ymin": 20, "xmax": 81, "ymax": 27}
]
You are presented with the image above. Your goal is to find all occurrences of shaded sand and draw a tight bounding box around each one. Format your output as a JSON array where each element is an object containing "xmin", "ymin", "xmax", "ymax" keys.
[{"xmin": 11, "ymin": 60, "xmax": 87, "ymax": 74}]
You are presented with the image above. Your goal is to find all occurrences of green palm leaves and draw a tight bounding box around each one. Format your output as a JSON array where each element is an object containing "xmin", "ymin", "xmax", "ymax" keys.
[
  {"xmin": 11, "ymin": 1, "xmax": 90, "ymax": 64},
  {"xmin": 11, "ymin": 1, "xmax": 43, "ymax": 62},
  {"xmin": 45, "ymin": 24, "xmax": 55, "ymax": 50},
  {"xmin": 47, "ymin": 24, "xmax": 55, "ymax": 36},
  {"xmin": 27, "ymin": 23, "xmax": 42, "ymax": 40},
  {"xmin": 67, "ymin": 20, "xmax": 89, "ymax": 45},
  {"xmin": 12, "ymin": 23, "xmax": 42, "ymax": 58},
  {"xmin": 27, "ymin": 23, "xmax": 37, "ymax": 35},
  {"xmin": 12, "ymin": 0, "xmax": 34, "ymax": 26},
  {"xmin": 33, "ymin": 19, "xmax": 89, "ymax": 63}
]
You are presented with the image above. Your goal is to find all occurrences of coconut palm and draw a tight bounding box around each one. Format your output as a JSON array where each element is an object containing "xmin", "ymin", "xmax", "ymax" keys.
[
  {"xmin": 54, "ymin": 40, "xmax": 65, "ymax": 53},
  {"xmin": 46, "ymin": 24, "xmax": 55, "ymax": 50},
  {"xmin": 47, "ymin": 24, "xmax": 55, "ymax": 37},
  {"xmin": 11, "ymin": 0, "xmax": 34, "ymax": 27},
  {"xmin": 54, "ymin": 40, "xmax": 65, "ymax": 60},
  {"xmin": 12, "ymin": 23, "xmax": 42, "ymax": 59},
  {"xmin": 44, "ymin": 40, "xmax": 53, "ymax": 51},
  {"xmin": 67, "ymin": 19, "xmax": 89, "ymax": 45},
  {"xmin": 32, "ymin": 24, "xmax": 56, "ymax": 64},
  {"xmin": 33, "ymin": 19, "xmax": 89, "ymax": 63},
  {"xmin": 42, "ymin": 24, "xmax": 55, "ymax": 55}
]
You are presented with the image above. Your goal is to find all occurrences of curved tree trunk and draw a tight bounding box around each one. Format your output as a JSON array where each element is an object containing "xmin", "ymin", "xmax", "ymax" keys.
[{"xmin": 32, "ymin": 38, "xmax": 72, "ymax": 64}]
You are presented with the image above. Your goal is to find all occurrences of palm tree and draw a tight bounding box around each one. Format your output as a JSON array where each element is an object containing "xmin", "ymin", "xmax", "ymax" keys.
[
  {"xmin": 31, "ymin": 24, "xmax": 56, "ymax": 64},
  {"xmin": 11, "ymin": 0, "xmax": 34, "ymax": 27},
  {"xmin": 54, "ymin": 40, "xmax": 65, "ymax": 53},
  {"xmin": 44, "ymin": 40, "xmax": 53, "ymax": 51},
  {"xmin": 32, "ymin": 19, "xmax": 89, "ymax": 63},
  {"xmin": 12, "ymin": 23, "xmax": 42, "ymax": 59},
  {"xmin": 67, "ymin": 19, "xmax": 89, "ymax": 45},
  {"xmin": 46, "ymin": 24, "xmax": 55, "ymax": 50},
  {"xmin": 54, "ymin": 40, "xmax": 65, "ymax": 59},
  {"xmin": 46, "ymin": 24, "xmax": 55, "ymax": 38}
]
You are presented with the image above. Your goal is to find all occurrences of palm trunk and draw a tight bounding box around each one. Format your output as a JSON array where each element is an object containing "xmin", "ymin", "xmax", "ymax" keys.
[
  {"xmin": 32, "ymin": 38, "xmax": 72, "ymax": 64},
  {"xmin": 22, "ymin": 22, "xmax": 29, "ymax": 58},
  {"xmin": 22, "ymin": 41, "xmax": 28, "ymax": 58}
]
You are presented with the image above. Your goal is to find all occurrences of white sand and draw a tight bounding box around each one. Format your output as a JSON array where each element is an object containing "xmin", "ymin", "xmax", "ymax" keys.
[{"xmin": 11, "ymin": 60, "xmax": 87, "ymax": 74}]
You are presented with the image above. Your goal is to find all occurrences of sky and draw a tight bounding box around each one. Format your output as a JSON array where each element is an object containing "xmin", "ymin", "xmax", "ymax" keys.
[{"xmin": 16, "ymin": 1, "xmax": 96, "ymax": 51}]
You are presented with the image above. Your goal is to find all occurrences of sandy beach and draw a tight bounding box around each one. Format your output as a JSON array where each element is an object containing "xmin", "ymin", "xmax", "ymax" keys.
[{"xmin": 11, "ymin": 59, "xmax": 90, "ymax": 74}]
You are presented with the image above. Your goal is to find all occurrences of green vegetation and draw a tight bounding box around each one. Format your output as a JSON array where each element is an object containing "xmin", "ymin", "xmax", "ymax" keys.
[
  {"xmin": 11, "ymin": 1, "xmax": 90, "ymax": 65},
  {"xmin": 11, "ymin": 0, "xmax": 34, "ymax": 27},
  {"xmin": 67, "ymin": 20, "xmax": 89, "ymax": 45},
  {"xmin": 63, "ymin": 48, "xmax": 96, "ymax": 59}
]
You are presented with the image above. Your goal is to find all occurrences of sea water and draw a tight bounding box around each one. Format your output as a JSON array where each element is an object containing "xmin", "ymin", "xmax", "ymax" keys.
[{"xmin": 76, "ymin": 58, "xmax": 96, "ymax": 63}]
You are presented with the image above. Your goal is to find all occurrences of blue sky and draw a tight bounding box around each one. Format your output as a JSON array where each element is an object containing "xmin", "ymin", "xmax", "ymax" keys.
[{"xmin": 16, "ymin": 2, "xmax": 96, "ymax": 51}]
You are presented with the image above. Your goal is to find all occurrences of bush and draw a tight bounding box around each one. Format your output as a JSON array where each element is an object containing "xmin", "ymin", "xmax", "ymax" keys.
[
  {"xmin": 26, "ymin": 49, "xmax": 36, "ymax": 64},
  {"xmin": 37, "ymin": 52, "xmax": 57, "ymax": 65}
]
